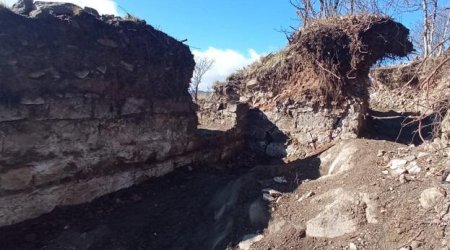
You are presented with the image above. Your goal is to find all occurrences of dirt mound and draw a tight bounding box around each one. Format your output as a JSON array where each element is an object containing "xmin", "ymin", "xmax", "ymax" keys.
[
  {"xmin": 251, "ymin": 139, "xmax": 450, "ymax": 250},
  {"xmin": 222, "ymin": 15, "xmax": 412, "ymax": 106}
]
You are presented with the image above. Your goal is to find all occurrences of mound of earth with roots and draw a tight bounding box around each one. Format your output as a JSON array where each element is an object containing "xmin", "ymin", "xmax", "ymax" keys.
[{"xmin": 202, "ymin": 15, "xmax": 413, "ymax": 159}]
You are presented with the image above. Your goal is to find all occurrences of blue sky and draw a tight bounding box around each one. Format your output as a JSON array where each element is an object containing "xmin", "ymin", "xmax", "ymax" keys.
[
  {"xmin": 115, "ymin": 1, "xmax": 299, "ymax": 54},
  {"xmin": 4, "ymin": 0, "xmax": 422, "ymax": 90}
]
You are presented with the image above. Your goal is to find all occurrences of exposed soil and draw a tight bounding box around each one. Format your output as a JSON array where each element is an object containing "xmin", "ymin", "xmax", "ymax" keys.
[{"xmin": 1, "ymin": 139, "xmax": 448, "ymax": 250}]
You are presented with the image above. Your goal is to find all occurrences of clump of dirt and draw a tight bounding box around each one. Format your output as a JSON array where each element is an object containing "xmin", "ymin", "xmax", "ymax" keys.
[{"xmin": 222, "ymin": 15, "xmax": 413, "ymax": 107}]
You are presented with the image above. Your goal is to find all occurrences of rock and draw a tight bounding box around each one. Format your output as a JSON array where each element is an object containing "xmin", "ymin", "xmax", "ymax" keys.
[
  {"xmin": 0, "ymin": 168, "xmax": 33, "ymax": 191},
  {"xmin": 96, "ymin": 65, "xmax": 107, "ymax": 74},
  {"xmin": 120, "ymin": 61, "xmax": 134, "ymax": 72},
  {"xmin": 444, "ymin": 172, "xmax": 450, "ymax": 183},
  {"xmin": 0, "ymin": 3, "xmax": 198, "ymax": 227},
  {"xmin": 298, "ymin": 191, "xmax": 315, "ymax": 202},
  {"xmin": 246, "ymin": 79, "xmax": 259, "ymax": 88},
  {"xmin": 32, "ymin": 2, "xmax": 81, "ymax": 16},
  {"xmin": 83, "ymin": 7, "xmax": 99, "ymax": 17},
  {"xmin": 419, "ymin": 188, "xmax": 445, "ymax": 209},
  {"xmin": 406, "ymin": 161, "xmax": 421, "ymax": 175},
  {"xmin": 306, "ymin": 189, "xmax": 373, "ymax": 238},
  {"xmin": 11, "ymin": 0, "xmax": 35, "ymax": 15},
  {"xmin": 320, "ymin": 142, "xmax": 359, "ymax": 175},
  {"xmin": 349, "ymin": 242, "xmax": 358, "ymax": 250},
  {"xmin": 399, "ymin": 174, "xmax": 408, "ymax": 184},
  {"xmin": 298, "ymin": 228, "xmax": 306, "ymax": 238},
  {"xmin": 262, "ymin": 188, "xmax": 282, "ymax": 197},
  {"xmin": 273, "ymin": 176, "xmax": 287, "ymax": 184},
  {"xmin": 74, "ymin": 70, "xmax": 90, "ymax": 79},
  {"xmin": 411, "ymin": 240, "xmax": 422, "ymax": 248},
  {"xmin": 263, "ymin": 193, "xmax": 276, "ymax": 202},
  {"xmin": 389, "ymin": 159, "xmax": 408, "ymax": 177},
  {"xmin": 377, "ymin": 150, "xmax": 385, "ymax": 157},
  {"xmin": 238, "ymin": 234, "xmax": 264, "ymax": 250}
]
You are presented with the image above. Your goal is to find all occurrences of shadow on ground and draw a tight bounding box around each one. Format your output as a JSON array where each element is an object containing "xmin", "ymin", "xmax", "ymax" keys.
[
  {"xmin": 363, "ymin": 109, "xmax": 436, "ymax": 145},
  {"xmin": 0, "ymin": 110, "xmax": 321, "ymax": 250}
]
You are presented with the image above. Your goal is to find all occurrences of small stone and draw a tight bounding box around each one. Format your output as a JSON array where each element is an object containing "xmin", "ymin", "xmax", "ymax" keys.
[
  {"xmin": 298, "ymin": 191, "xmax": 315, "ymax": 202},
  {"xmin": 246, "ymin": 79, "xmax": 259, "ymax": 88},
  {"xmin": 298, "ymin": 228, "xmax": 306, "ymax": 238},
  {"xmin": 120, "ymin": 61, "xmax": 134, "ymax": 72},
  {"xmin": 349, "ymin": 242, "xmax": 358, "ymax": 250},
  {"xmin": 262, "ymin": 188, "xmax": 282, "ymax": 197},
  {"xmin": 12, "ymin": 0, "xmax": 34, "ymax": 15},
  {"xmin": 263, "ymin": 193, "xmax": 275, "ymax": 202},
  {"xmin": 96, "ymin": 65, "xmax": 107, "ymax": 74},
  {"xmin": 389, "ymin": 159, "xmax": 407, "ymax": 177},
  {"xmin": 419, "ymin": 188, "xmax": 445, "ymax": 209},
  {"xmin": 417, "ymin": 152, "xmax": 430, "ymax": 158},
  {"xmin": 83, "ymin": 6, "xmax": 99, "ymax": 16},
  {"xmin": 238, "ymin": 234, "xmax": 264, "ymax": 250},
  {"xmin": 399, "ymin": 174, "xmax": 408, "ymax": 184},
  {"xmin": 389, "ymin": 159, "xmax": 407, "ymax": 170},
  {"xmin": 411, "ymin": 240, "xmax": 422, "ymax": 249},
  {"xmin": 382, "ymin": 170, "xmax": 389, "ymax": 175},
  {"xmin": 444, "ymin": 172, "xmax": 450, "ymax": 183},
  {"xmin": 273, "ymin": 176, "xmax": 287, "ymax": 184},
  {"xmin": 406, "ymin": 161, "xmax": 421, "ymax": 175},
  {"xmin": 377, "ymin": 150, "xmax": 385, "ymax": 157},
  {"xmin": 399, "ymin": 247, "xmax": 412, "ymax": 250},
  {"xmin": 74, "ymin": 70, "xmax": 90, "ymax": 79}
]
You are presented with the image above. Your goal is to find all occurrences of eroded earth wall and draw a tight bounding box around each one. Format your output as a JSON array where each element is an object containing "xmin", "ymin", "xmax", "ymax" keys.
[{"xmin": 0, "ymin": 3, "xmax": 202, "ymax": 226}]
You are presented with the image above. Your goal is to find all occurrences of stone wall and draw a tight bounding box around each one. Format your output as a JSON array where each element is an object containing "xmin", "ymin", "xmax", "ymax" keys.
[
  {"xmin": 369, "ymin": 56, "xmax": 450, "ymax": 114},
  {"xmin": 240, "ymin": 91, "xmax": 367, "ymax": 160},
  {"xmin": 0, "ymin": 3, "xmax": 221, "ymax": 226}
]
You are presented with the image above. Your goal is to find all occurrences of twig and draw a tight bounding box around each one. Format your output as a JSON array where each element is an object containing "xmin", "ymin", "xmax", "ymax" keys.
[
  {"xmin": 315, "ymin": 60, "xmax": 341, "ymax": 80},
  {"xmin": 420, "ymin": 56, "xmax": 450, "ymax": 89}
]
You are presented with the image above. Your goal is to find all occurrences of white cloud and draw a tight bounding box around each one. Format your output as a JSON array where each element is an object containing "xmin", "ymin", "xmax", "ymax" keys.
[
  {"xmin": 3, "ymin": 0, "xmax": 118, "ymax": 15},
  {"xmin": 192, "ymin": 47, "xmax": 262, "ymax": 91}
]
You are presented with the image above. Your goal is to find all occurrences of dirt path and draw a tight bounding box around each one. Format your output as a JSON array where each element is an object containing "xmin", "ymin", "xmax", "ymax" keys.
[
  {"xmin": 1, "ymin": 139, "xmax": 448, "ymax": 250},
  {"xmin": 0, "ymin": 157, "xmax": 319, "ymax": 250}
]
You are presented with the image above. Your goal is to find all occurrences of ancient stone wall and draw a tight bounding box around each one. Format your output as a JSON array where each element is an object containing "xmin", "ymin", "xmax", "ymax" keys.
[
  {"xmin": 0, "ymin": 3, "xmax": 232, "ymax": 226},
  {"xmin": 208, "ymin": 15, "xmax": 412, "ymax": 160}
]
